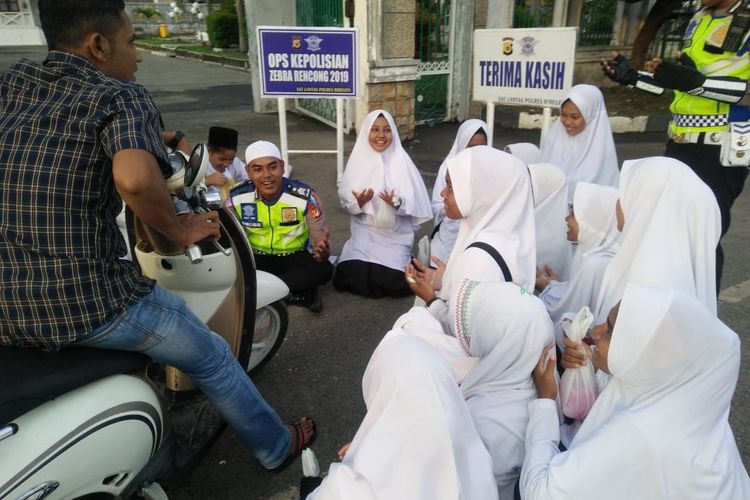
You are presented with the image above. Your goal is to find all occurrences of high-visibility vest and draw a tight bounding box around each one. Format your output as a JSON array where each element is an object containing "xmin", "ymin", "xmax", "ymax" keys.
[
  {"xmin": 229, "ymin": 178, "xmax": 312, "ymax": 255},
  {"xmin": 670, "ymin": 7, "xmax": 750, "ymax": 134}
]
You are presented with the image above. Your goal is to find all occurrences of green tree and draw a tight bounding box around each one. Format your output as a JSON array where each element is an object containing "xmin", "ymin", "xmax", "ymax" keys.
[{"xmin": 133, "ymin": 6, "xmax": 162, "ymax": 36}]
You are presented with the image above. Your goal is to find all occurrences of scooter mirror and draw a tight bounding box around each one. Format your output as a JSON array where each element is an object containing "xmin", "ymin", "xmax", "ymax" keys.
[{"xmin": 184, "ymin": 143, "xmax": 210, "ymax": 188}]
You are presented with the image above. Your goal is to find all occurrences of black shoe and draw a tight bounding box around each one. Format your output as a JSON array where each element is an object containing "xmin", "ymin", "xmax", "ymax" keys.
[
  {"xmin": 308, "ymin": 288, "xmax": 323, "ymax": 313},
  {"xmin": 285, "ymin": 291, "xmax": 309, "ymax": 307}
]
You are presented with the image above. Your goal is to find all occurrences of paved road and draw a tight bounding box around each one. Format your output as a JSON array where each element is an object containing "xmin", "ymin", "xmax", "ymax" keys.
[{"xmin": 2, "ymin": 47, "xmax": 748, "ymax": 499}]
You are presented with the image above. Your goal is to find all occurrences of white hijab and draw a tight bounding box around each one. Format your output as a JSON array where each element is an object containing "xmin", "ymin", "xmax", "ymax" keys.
[
  {"xmin": 453, "ymin": 280, "xmax": 554, "ymax": 499},
  {"xmin": 540, "ymin": 84, "xmax": 619, "ymax": 199},
  {"xmin": 338, "ymin": 109, "xmax": 432, "ymax": 223},
  {"xmin": 440, "ymin": 146, "xmax": 537, "ymax": 297},
  {"xmin": 594, "ymin": 157, "xmax": 720, "ymax": 322},
  {"xmin": 504, "ymin": 142, "xmax": 542, "ymax": 165},
  {"xmin": 432, "ymin": 119, "xmax": 489, "ymax": 223},
  {"xmin": 532, "ymin": 284, "xmax": 749, "ymax": 500},
  {"xmin": 542, "ymin": 182, "xmax": 621, "ymax": 344},
  {"xmin": 528, "ymin": 162, "xmax": 572, "ymax": 280},
  {"xmin": 308, "ymin": 332, "xmax": 499, "ymax": 500}
]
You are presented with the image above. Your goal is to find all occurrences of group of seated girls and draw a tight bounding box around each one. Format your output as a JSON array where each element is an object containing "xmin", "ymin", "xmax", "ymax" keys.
[{"xmin": 299, "ymin": 85, "xmax": 749, "ymax": 499}]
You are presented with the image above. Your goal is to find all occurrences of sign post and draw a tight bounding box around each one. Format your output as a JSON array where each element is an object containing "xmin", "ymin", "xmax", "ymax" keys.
[
  {"xmin": 257, "ymin": 26, "xmax": 358, "ymax": 184},
  {"xmin": 472, "ymin": 28, "xmax": 577, "ymax": 146}
]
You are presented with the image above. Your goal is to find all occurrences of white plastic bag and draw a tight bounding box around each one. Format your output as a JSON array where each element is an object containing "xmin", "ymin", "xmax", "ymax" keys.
[
  {"xmin": 374, "ymin": 199, "xmax": 397, "ymax": 230},
  {"xmin": 559, "ymin": 306, "xmax": 598, "ymax": 420}
]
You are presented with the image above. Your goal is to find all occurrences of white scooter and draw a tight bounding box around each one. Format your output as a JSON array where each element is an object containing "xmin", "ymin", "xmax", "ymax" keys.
[{"xmin": 0, "ymin": 144, "xmax": 290, "ymax": 500}]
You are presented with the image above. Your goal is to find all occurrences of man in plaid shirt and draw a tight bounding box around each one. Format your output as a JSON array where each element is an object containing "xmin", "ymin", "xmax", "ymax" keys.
[{"xmin": 0, "ymin": 0, "xmax": 314, "ymax": 469}]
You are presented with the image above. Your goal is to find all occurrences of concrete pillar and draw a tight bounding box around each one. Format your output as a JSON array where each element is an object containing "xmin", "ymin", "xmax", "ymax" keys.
[
  {"xmin": 486, "ymin": 0, "xmax": 513, "ymax": 29},
  {"xmin": 353, "ymin": 0, "xmax": 420, "ymax": 139},
  {"xmin": 244, "ymin": 0, "xmax": 296, "ymax": 113}
]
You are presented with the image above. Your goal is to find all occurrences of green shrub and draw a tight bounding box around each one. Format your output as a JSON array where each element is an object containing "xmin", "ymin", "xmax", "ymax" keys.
[{"xmin": 206, "ymin": 10, "xmax": 239, "ymax": 48}]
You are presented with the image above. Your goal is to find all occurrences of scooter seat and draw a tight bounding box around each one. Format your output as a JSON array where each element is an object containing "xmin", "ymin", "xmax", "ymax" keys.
[{"xmin": 0, "ymin": 346, "xmax": 149, "ymax": 426}]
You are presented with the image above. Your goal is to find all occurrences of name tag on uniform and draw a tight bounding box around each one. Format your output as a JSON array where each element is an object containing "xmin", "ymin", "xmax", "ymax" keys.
[
  {"xmin": 281, "ymin": 207, "xmax": 298, "ymax": 223},
  {"xmin": 240, "ymin": 203, "xmax": 262, "ymax": 228}
]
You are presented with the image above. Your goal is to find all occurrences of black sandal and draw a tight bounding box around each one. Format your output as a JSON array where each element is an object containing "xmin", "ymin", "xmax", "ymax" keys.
[{"xmin": 273, "ymin": 417, "xmax": 317, "ymax": 471}]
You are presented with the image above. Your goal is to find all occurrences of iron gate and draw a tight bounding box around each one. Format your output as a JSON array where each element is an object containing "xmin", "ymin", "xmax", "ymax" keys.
[
  {"xmin": 415, "ymin": 0, "xmax": 453, "ymax": 125},
  {"xmin": 295, "ymin": 0, "xmax": 344, "ymax": 126}
]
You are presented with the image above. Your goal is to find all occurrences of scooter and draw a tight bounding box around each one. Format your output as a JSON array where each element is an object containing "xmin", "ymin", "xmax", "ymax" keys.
[{"xmin": 0, "ymin": 144, "xmax": 289, "ymax": 500}]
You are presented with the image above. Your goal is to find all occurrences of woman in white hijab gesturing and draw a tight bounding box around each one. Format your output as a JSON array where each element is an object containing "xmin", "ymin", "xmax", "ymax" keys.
[
  {"xmin": 540, "ymin": 84, "xmax": 619, "ymax": 200},
  {"xmin": 453, "ymin": 280, "xmax": 553, "ymax": 499},
  {"xmin": 593, "ymin": 156, "xmax": 721, "ymax": 323},
  {"xmin": 334, "ymin": 110, "xmax": 432, "ymax": 298},
  {"xmin": 407, "ymin": 146, "xmax": 536, "ymax": 332},
  {"xmin": 306, "ymin": 332, "xmax": 499, "ymax": 500},
  {"xmin": 429, "ymin": 119, "xmax": 489, "ymax": 263},
  {"xmin": 523, "ymin": 284, "xmax": 750, "ymax": 500}
]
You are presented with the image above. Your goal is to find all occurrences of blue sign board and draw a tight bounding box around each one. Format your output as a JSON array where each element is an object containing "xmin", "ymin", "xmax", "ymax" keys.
[{"xmin": 257, "ymin": 26, "xmax": 358, "ymax": 98}]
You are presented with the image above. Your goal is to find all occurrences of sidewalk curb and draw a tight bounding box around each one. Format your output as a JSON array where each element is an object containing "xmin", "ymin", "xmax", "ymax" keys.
[{"xmin": 135, "ymin": 42, "xmax": 250, "ymax": 72}]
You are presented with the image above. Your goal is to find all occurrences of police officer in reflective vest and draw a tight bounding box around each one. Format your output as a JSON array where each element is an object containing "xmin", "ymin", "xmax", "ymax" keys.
[
  {"xmin": 602, "ymin": 0, "xmax": 750, "ymax": 290},
  {"xmin": 229, "ymin": 141, "xmax": 332, "ymax": 312}
]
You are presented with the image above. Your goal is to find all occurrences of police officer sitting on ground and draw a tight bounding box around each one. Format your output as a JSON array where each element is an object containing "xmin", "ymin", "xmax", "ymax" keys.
[
  {"xmin": 229, "ymin": 141, "xmax": 333, "ymax": 312},
  {"xmin": 601, "ymin": 0, "xmax": 750, "ymax": 291},
  {"xmin": 204, "ymin": 126, "xmax": 248, "ymax": 195}
]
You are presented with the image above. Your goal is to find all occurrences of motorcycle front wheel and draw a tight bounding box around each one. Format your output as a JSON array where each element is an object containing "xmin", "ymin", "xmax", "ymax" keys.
[{"xmin": 245, "ymin": 300, "xmax": 288, "ymax": 376}]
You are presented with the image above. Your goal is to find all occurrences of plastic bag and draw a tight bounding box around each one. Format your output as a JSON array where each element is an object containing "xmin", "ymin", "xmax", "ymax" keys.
[
  {"xmin": 559, "ymin": 306, "xmax": 598, "ymax": 420},
  {"xmin": 374, "ymin": 199, "xmax": 397, "ymax": 230}
]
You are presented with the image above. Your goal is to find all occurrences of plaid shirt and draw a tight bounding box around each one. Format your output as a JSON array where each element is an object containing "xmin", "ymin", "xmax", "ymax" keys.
[{"xmin": 0, "ymin": 51, "xmax": 171, "ymax": 350}]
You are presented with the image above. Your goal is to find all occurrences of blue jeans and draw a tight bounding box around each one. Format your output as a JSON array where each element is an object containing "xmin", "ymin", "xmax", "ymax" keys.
[{"xmin": 76, "ymin": 285, "xmax": 291, "ymax": 469}]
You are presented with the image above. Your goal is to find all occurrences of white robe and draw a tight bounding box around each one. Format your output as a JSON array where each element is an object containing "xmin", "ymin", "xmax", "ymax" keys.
[
  {"xmin": 337, "ymin": 110, "xmax": 432, "ymax": 270},
  {"xmin": 308, "ymin": 332, "xmax": 499, "ymax": 500},
  {"xmin": 538, "ymin": 182, "xmax": 620, "ymax": 347},
  {"xmin": 540, "ymin": 84, "xmax": 619, "ymax": 200},
  {"xmin": 528, "ymin": 162, "xmax": 572, "ymax": 281},
  {"xmin": 205, "ymin": 156, "xmax": 247, "ymax": 194},
  {"xmin": 429, "ymin": 146, "xmax": 537, "ymax": 331},
  {"xmin": 454, "ymin": 281, "xmax": 554, "ymax": 499},
  {"xmin": 430, "ymin": 119, "xmax": 489, "ymax": 263},
  {"xmin": 593, "ymin": 156, "xmax": 720, "ymax": 322},
  {"xmin": 521, "ymin": 284, "xmax": 750, "ymax": 500}
]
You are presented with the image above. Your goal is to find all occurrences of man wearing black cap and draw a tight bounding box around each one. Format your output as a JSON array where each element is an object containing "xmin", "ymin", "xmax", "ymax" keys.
[{"xmin": 205, "ymin": 126, "xmax": 248, "ymax": 194}]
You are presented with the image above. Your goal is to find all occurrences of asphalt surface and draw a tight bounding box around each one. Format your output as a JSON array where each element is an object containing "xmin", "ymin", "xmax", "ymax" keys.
[{"xmin": 2, "ymin": 47, "xmax": 749, "ymax": 499}]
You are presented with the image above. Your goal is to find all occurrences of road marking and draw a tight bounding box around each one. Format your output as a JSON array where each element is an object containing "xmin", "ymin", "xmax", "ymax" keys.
[{"xmin": 719, "ymin": 278, "xmax": 750, "ymax": 304}]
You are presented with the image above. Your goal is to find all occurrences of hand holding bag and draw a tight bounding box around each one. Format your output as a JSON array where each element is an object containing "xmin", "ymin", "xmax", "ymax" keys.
[{"xmin": 559, "ymin": 306, "xmax": 598, "ymax": 420}]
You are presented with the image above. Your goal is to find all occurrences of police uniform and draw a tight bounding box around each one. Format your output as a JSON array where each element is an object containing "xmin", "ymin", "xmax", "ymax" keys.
[
  {"xmin": 665, "ymin": 3, "xmax": 750, "ymax": 287},
  {"xmin": 607, "ymin": 1, "xmax": 750, "ymax": 288},
  {"xmin": 229, "ymin": 177, "xmax": 332, "ymax": 298}
]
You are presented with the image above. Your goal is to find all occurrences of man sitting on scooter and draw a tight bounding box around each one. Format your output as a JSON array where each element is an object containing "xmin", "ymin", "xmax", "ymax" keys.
[
  {"xmin": 229, "ymin": 141, "xmax": 333, "ymax": 312},
  {"xmin": 0, "ymin": 0, "xmax": 314, "ymax": 470}
]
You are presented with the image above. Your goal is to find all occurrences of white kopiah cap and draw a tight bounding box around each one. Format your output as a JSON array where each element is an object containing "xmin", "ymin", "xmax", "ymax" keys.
[{"xmin": 245, "ymin": 140, "xmax": 282, "ymax": 164}]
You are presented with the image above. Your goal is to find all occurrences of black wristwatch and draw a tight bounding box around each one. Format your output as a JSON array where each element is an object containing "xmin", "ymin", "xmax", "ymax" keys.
[{"xmin": 166, "ymin": 130, "xmax": 185, "ymax": 150}]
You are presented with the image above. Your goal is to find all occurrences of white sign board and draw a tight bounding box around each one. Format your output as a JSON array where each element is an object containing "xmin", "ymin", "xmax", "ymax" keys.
[{"xmin": 472, "ymin": 28, "xmax": 577, "ymax": 107}]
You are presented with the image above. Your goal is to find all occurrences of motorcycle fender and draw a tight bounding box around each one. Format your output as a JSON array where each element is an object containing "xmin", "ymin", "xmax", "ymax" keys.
[
  {"xmin": 0, "ymin": 374, "xmax": 166, "ymax": 500},
  {"xmin": 256, "ymin": 270, "xmax": 289, "ymax": 308}
]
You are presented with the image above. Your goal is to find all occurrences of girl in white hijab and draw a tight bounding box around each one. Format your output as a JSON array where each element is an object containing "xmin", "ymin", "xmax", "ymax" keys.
[
  {"xmin": 536, "ymin": 182, "xmax": 620, "ymax": 346},
  {"xmin": 429, "ymin": 119, "xmax": 489, "ymax": 263},
  {"xmin": 453, "ymin": 280, "xmax": 554, "ymax": 499},
  {"xmin": 540, "ymin": 84, "xmax": 619, "ymax": 200},
  {"xmin": 306, "ymin": 332, "xmax": 499, "ymax": 500},
  {"xmin": 407, "ymin": 146, "xmax": 536, "ymax": 332},
  {"xmin": 503, "ymin": 142, "xmax": 541, "ymax": 165},
  {"xmin": 594, "ymin": 156, "xmax": 721, "ymax": 323},
  {"xmin": 334, "ymin": 110, "xmax": 432, "ymax": 298},
  {"xmin": 528, "ymin": 162, "xmax": 572, "ymax": 282},
  {"xmin": 523, "ymin": 284, "xmax": 750, "ymax": 500}
]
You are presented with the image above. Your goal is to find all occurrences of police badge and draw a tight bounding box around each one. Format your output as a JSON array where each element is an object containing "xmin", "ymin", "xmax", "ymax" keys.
[
  {"xmin": 304, "ymin": 35, "xmax": 322, "ymax": 52},
  {"xmin": 281, "ymin": 207, "xmax": 298, "ymax": 223},
  {"xmin": 502, "ymin": 37, "xmax": 514, "ymax": 56},
  {"xmin": 292, "ymin": 36, "xmax": 302, "ymax": 49},
  {"xmin": 520, "ymin": 36, "xmax": 538, "ymax": 56}
]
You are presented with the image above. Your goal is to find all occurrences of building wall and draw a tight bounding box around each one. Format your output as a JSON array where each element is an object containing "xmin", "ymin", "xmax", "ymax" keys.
[{"xmin": 0, "ymin": 0, "xmax": 44, "ymax": 47}]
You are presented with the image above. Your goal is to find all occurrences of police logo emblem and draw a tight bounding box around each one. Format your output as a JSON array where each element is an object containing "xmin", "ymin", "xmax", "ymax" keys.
[
  {"xmin": 502, "ymin": 37, "xmax": 514, "ymax": 56},
  {"xmin": 292, "ymin": 36, "xmax": 302, "ymax": 49},
  {"xmin": 241, "ymin": 203, "xmax": 262, "ymax": 228},
  {"xmin": 520, "ymin": 36, "xmax": 538, "ymax": 56},
  {"xmin": 281, "ymin": 207, "xmax": 298, "ymax": 223},
  {"xmin": 304, "ymin": 35, "xmax": 322, "ymax": 52}
]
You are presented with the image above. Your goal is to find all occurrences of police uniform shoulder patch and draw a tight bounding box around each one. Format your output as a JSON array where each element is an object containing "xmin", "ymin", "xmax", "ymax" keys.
[{"xmin": 286, "ymin": 180, "xmax": 311, "ymax": 199}]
